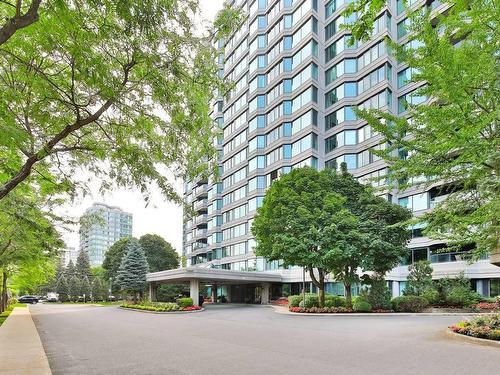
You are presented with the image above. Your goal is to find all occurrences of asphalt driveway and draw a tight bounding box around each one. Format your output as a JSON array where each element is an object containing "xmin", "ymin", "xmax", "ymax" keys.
[{"xmin": 30, "ymin": 304, "xmax": 499, "ymax": 375}]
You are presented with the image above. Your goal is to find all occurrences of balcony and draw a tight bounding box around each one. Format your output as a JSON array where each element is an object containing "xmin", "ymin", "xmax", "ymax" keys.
[
  {"xmin": 195, "ymin": 214, "xmax": 208, "ymax": 227},
  {"xmin": 194, "ymin": 229, "xmax": 208, "ymax": 241},
  {"xmin": 192, "ymin": 242, "xmax": 208, "ymax": 251},
  {"xmin": 193, "ymin": 199, "xmax": 208, "ymax": 212},
  {"xmin": 194, "ymin": 184, "xmax": 208, "ymax": 199}
]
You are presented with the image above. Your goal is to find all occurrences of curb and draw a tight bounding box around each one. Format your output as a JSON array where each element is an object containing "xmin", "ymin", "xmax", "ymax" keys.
[
  {"xmin": 447, "ymin": 329, "xmax": 500, "ymax": 347},
  {"xmin": 119, "ymin": 307, "xmax": 204, "ymax": 314}
]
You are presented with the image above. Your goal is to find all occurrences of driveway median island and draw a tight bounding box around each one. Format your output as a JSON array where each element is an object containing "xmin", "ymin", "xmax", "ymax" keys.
[{"xmin": 120, "ymin": 298, "xmax": 203, "ymax": 313}]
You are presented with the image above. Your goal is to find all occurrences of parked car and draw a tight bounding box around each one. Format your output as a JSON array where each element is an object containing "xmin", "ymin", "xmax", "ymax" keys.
[
  {"xmin": 18, "ymin": 295, "xmax": 39, "ymax": 304},
  {"xmin": 107, "ymin": 295, "xmax": 116, "ymax": 302},
  {"xmin": 46, "ymin": 292, "xmax": 58, "ymax": 302}
]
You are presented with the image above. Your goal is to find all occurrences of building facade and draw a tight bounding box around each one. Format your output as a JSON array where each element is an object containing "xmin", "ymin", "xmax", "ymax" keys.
[
  {"xmin": 79, "ymin": 203, "xmax": 133, "ymax": 266},
  {"xmin": 182, "ymin": 0, "xmax": 500, "ymax": 298}
]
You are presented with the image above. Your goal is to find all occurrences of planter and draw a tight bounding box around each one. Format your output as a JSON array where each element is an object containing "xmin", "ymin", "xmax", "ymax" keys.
[{"xmin": 120, "ymin": 306, "xmax": 204, "ymax": 314}]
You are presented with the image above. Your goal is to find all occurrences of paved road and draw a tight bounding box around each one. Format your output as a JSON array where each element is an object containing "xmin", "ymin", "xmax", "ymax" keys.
[{"xmin": 31, "ymin": 304, "xmax": 499, "ymax": 375}]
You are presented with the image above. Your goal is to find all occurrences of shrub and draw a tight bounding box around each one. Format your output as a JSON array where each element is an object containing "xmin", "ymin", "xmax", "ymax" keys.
[
  {"xmin": 353, "ymin": 299, "xmax": 372, "ymax": 312},
  {"xmin": 177, "ymin": 297, "xmax": 193, "ymax": 308},
  {"xmin": 446, "ymin": 285, "xmax": 480, "ymax": 307},
  {"xmin": 361, "ymin": 280, "xmax": 392, "ymax": 310},
  {"xmin": 392, "ymin": 296, "xmax": 428, "ymax": 312},
  {"xmin": 303, "ymin": 295, "xmax": 319, "ymax": 308},
  {"xmin": 7, "ymin": 297, "xmax": 18, "ymax": 308},
  {"xmin": 288, "ymin": 295, "xmax": 302, "ymax": 307},
  {"xmin": 421, "ymin": 288, "xmax": 439, "ymax": 305},
  {"xmin": 324, "ymin": 295, "xmax": 346, "ymax": 307}
]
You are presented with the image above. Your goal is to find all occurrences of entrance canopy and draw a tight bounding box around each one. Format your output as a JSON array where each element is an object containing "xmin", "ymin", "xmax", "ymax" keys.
[
  {"xmin": 147, "ymin": 267, "xmax": 282, "ymax": 284},
  {"xmin": 146, "ymin": 267, "xmax": 282, "ymax": 306}
]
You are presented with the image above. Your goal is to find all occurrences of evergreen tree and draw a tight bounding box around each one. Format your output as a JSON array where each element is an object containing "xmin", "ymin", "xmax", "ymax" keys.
[
  {"xmin": 116, "ymin": 239, "xmax": 149, "ymax": 302},
  {"xmin": 75, "ymin": 250, "xmax": 92, "ymax": 280},
  {"xmin": 65, "ymin": 260, "xmax": 75, "ymax": 279},
  {"xmin": 405, "ymin": 261, "xmax": 434, "ymax": 296},
  {"xmin": 80, "ymin": 276, "xmax": 91, "ymax": 302},
  {"xmin": 56, "ymin": 276, "xmax": 69, "ymax": 303},
  {"xmin": 91, "ymin": 278, "xmax": 103, "ymax": 302},
  {"xmin": 68, "ymin": 275, "xmax": 80, "ymax": 302}
]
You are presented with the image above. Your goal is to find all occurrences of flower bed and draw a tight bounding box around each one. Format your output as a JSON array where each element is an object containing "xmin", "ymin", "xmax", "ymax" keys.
[
  {"xmin": 121, "ymin": 302, "xmax": 202, "ymax": 312},
  {"xmin": 289, "ymin": 306, "xmax": 353, "ymax": 313},
  {"xmin": 471, "ymin": 302, "xmax": 500, "ymax": 311},
  {"xmin": 449, "ymin": 315, "xmax": 500, "ymax": 341},
  {"xmin": 270, "ymin": 298, "xmax": 289, "ymax": 306}
]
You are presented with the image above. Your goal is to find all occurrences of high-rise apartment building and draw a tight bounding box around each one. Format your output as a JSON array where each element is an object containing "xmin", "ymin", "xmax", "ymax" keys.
[
  {"xmin": 79, "ymin": 203, "xmax": 133, "ymax": 266},
  {"xmin": 181, "ymin": 0, "xmax": 500, "ymax": 299}
]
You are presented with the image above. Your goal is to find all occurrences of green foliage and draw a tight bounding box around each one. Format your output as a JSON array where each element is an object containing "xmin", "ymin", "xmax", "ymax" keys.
[
  {"xmin": 353, "ymin": 299, "xmax": 372, "ymax": 312},
  {"xmin": 435, "ymin": 274, "xmax": 479, "ymax": 307},
  {"xmin": 361, "ymin": 277, "xmax": 392, "ymax": 310},
  {"xmin": 156, "ymin": 284, "xmax": 189, "ymax": 302},
  {"xmin": 404, "ymin": 261, "xmax": 434, "ymax": 296},
  {"xmin": 68, "ymin": 276, "xmax": 81, "ymax": 302},
  {"xmin": 65, "ymin": 260, "xmax": 76, "ymax": 279},
  {"xmin": 324, "ymin": 295, "xmax": 346, "ymax": 308},
  {"xmin": 116, "ymin": 239, "xmax": 149, "ymax": 298},
  {"xmin": 450, "ymin": 315, "xmax": 500, "ymax": 341},
  {"xmin": 56, "ymin": 276, "xmax": 69, "ymax": 302},
  {"xmin": 346, "ymin": 0, "xmax": 500, "ymax": 259},
  {"xmin": 0, "ymin": 0, "xmax": 241, "ymax": 203},
  {"xmin": 139, "ymin": 234, "xmax": 179, "ymax": 272},
  {"xmin": 392, "ymin": 296, "xmax": 428, "ymax": 313},
  {"xmin": 288, "ymin": 295, "xmax": 302, "ymax": 307},
  {"xmin": 303, "ymin": 295, "xmax": 319, "ymax": 309},
  {"xmin": 122, "ymin": 302, "xmax": 180, "ymax": 312},
  {"xmin": 177, "ymin": 297, "xmax": 193, "ymax": 308},
  {"xmin": 75, "ymin": 250, "xmax": 92, "ymax": 280},
  {"xmin": 252, "ymin": 166, "xmax": 411, "ymax": 308},
  {"xmin": 79, "ymin": 276, "xmax": 91, "ymax": 302},
  {"xmin": 421, "ymin": 288, "xmax": 440, "ymax": 305},
  {"xmin": 91, "ymin": 278, "xmax": 105, "ymax": 302},
  {"xmin": 102, "ymin": 237, "xmax": 133, "ymax": 292}
]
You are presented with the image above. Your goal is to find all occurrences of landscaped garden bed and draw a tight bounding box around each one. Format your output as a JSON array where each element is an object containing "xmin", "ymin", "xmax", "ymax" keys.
[
  {"xmin": 449, "ymin": 315, "xmax": 500, "ymax": 341},
  {"xmin": 121, "ymin": 297, "xmax": 202, "ymax": 313}
]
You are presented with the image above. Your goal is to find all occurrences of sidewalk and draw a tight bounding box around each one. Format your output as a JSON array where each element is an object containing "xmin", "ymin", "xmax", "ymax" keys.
[{"xmin": 0, "ymin": 307, "xmax": 51, "ymax": 374}]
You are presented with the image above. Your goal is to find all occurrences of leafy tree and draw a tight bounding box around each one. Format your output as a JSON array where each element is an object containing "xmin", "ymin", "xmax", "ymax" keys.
[
  {"xmin": 68, "ymin": 275, "xmax": 80, "ymax": 302},
  {"xmin": 253, "ymin": 166, "xmax": 411, "ymax": 307},
  {"xmin": 116, "ymin": 239, "xmax": 149, "ymax": 302},
  {"xmin": 344, "ymin": 0, "xmax": 499, "ymax": 259},
  {"xmin": 56, "ymin": 276, "xmax": 69, "ymax": 303},
  {"xmin": 252, "ymin": 167, "xmax": 362, "ymax": 307},
  {"xmin": 0, "ymin": 1, "xmax": 242, "ymax": 202},
  {"xmin": 404, "ymin": 260, "xmax": 434, "ymax": 296},
  {"xmin": 91, "ymin": 266, "xmax": 106, "ymax": 281},
  {"xmin": 139, "ymin": 234, "xmax": 179, "ymax": 272},
  {"xmin": 79, "ymin": 276, "xmax": 91, "ymax": 302},
  {"xmin": 75, "ymin": 250, "xmax": 92, "ymax": 280},
  {"xmin": 0, "ymin": 188, "xmax": 62, "ymax": 311},
  {"xmin": 360, "ymin": 275, "xmax": 392, "ymax": 310},
  {"xmin": 102, "ymin": 237, "xmax": 133, "ymax": 293},
  {"xmin": 65, "ymin": 260, "xmax": 76, "ymax": 279}
]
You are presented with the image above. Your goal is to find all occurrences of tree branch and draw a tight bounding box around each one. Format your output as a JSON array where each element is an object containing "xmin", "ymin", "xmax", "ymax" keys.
[{"xmin": 0, "ymin": 0, "xmax": 42, "ymax": 46}]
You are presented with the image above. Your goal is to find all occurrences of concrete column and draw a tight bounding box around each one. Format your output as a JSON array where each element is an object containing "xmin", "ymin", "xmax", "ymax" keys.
[
  {"xmin": 190, "ymin": 279, "xmax": 199, "ymax": 306},
  {"xmin": 226, "ymin": 285, "xmax": 232, "ymax": 303},
  {"xmin": 261, "ymin": 283, "xmax": 270, "ymax": 305},
  {"xmin": 149, "ymin": 283, "xmax": 157, "ymax": 302},
  {"xmin": 211, "ymin": 284, "xmax": 217, "ymax": 303}
]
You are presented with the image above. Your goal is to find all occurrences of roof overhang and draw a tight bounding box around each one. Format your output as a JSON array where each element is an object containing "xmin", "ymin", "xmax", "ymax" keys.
[{"xmin": 146, "ymin": 267, "xmax": 282, "ymax": 284}]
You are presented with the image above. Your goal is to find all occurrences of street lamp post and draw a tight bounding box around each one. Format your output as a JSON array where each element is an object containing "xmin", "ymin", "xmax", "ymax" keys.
[{"xmin": 302, "ymin": 267, "xmax": 306, "ymax": 308}]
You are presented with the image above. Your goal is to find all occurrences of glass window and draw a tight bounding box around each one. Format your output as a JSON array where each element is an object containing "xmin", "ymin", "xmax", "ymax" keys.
[
  {"xmin": 258, "ymin": 75, "xmax": 267, "ymax": 88},
  {"xmin": 284, "ymin": 0, "xmax": 293, "ymax": 7},
  {"xmin": 257, "ymin": 55, "xmax": 266, "ymax": 68},
  {"xmin": 283, "ymin": 36, "xmax": 292, "ymax": 50},
  {"xmin": 257, "ymin": 95, "xmax": 266, "ymax": 108},
  {"xmin": 345, "ymin": 82, "xmax": 357, "ymax": 97},
  {"xmin": 345, "ymin": 130, "xmax": 357, "ymax": 145},
  {"xmin": 258, "ymin": 15, "xmax": 267, "ymax": 29},
  {"xmin": 283, "ymin": 144, "xmax": 292, "ymax": 158},
  {"xmin": 283, "ymin": 57, "xmax": 293, "ymax": 72},
  {"xmin": 345, "ymin": 107, "xmax": 356, "ymax": 121},
  {"xmin": 283, "ymin": 79, "xmax": 292, "ymax": 93},
  {"xmin": 283, "ymin": 101, "xmax": 292, "ymax": 115},
  {"xmin": 283, "ymin": 122, "xmax": 292, "ymax": 136},
  {"xmin": 258, "ymin": 35, "xmax": 267, "ymax": 48},
  {"xmin": 284, "ymin": 15, "xmax": 293, "ymax": 28},
  {"xmin": 258, "ymin": 0, "xmax": 267, "ymax": 9},
  {"xmin": 344, "ymin": 154, "xmax": 357, "ymax": 169},
  {"xmin": 345, "ymin": 59, "xmax": 357, "ymax": 73}
]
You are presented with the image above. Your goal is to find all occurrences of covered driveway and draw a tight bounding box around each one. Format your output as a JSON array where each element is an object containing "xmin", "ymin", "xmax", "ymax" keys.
[{"xmin": 146, "ymin": 267, "xmax": 282, "ymax": 306}]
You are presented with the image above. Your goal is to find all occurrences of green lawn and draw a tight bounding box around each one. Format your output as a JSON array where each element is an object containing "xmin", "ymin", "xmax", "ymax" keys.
[{"xmin": 0, "ymin": 303, "xmax": 27, "ymax": 327}]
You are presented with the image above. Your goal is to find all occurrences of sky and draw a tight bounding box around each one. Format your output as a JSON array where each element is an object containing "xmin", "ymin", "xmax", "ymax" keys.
[{"xmin": 62, "ymin": 1, "xmax": 225, "ymax": 254}]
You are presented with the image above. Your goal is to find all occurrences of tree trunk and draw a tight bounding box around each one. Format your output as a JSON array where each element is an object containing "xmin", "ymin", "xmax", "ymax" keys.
[
  {"xmin": 344, "ymin": 282, "xmax": 352, "ymax": 308},
  {"xmin": 1, "ymin": 270, "xmax": 7, "ymax": 313},
  {"xmin": 308, "ymin": 266, "xmax": 326, "ymax": 307}
]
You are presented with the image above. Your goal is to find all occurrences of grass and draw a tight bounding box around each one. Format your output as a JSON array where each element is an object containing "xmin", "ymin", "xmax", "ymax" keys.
[
  {"xmin": 59, "ymin": 301, "xmax": 121, "ymax": 306},
  {"xmin": 0, "ymin": 303, "xmax": 27, "ymax": 327}
]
